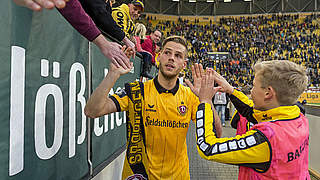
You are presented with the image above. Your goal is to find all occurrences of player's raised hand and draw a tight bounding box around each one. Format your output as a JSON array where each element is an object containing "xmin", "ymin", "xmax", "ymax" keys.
[
  {"xmin": 199, "ymin": 68, "xmax": 221, "ymax": 103},
  {"xmin": 92, "ymin": 35, "xmax": 131, "ymax": 70},
  {"xmin": 109, "ymin": 61, "xmax": 133, "ymax": 76}
]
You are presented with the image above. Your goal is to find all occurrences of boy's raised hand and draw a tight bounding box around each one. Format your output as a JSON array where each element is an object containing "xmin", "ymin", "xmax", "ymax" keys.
[
  {"xmin": 212, "ymin": 70, "xmax": 234, "ymax": 94},
  {"xmin": 199, "ymin": 69, "xmax": 221, "ymax": 103},
  {"xmin": 185, "ymin": 63, "xmax": 205, "ymax": 97}
]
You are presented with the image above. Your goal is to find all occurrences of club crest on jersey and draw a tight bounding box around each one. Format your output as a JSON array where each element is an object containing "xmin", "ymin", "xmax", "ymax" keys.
[
  {"xmin": 177, "ymin": 105, "xmax": 187, "ymax": 116},
  {"xmin": 126, "ymin": 174, "xmax": 147, "ymax": 180}
]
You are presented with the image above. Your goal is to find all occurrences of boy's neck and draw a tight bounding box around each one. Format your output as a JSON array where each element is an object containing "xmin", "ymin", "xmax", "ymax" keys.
[{"xmin": 258, "ymin": 101, "xmax": 281, "ymax": 111}]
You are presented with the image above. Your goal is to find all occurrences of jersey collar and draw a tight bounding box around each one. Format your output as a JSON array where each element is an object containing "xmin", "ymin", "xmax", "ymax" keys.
[
  {"xmin": 253, "ymin": 105, "xmax": 301, "ymax": 122},
  {"xmin": 153, "ymin": 76, "xmax": 179, "ymax": 95}
]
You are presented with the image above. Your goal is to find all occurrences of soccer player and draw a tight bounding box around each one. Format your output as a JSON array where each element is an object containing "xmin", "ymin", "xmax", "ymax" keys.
[
  {"xmin": 194, "ymin": 60, "xmax": 310, "ymax": 179},
  {"xmin": 84, "ymin": 36, "xmax": 222, "ymax": 179}
]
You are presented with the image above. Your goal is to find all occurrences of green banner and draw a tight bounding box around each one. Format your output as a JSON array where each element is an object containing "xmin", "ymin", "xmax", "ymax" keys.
[
  {"xmin": 0, "ymin": 1, "xmax": 142, "ymax": 179},
  {"xmin": 3, "ymin": 3, "xmax": 90, "ymax": 180}
]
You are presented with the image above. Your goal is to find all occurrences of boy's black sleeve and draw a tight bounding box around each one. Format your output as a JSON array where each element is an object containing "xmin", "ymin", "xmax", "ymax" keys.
[
  {"xmin": 230, "ymin": 112, "xmax": 240, "ymax": 129},
  {"xmin": 79, "ymin": 0, "xmax": 125, "ymax": 42},
  {"xmin": 196, "ymin": 103, "xmax": 271, "ymax": 172},
  {"xmin": 229, "ymin": 90, "xmax": 258, "ymax": 124}
]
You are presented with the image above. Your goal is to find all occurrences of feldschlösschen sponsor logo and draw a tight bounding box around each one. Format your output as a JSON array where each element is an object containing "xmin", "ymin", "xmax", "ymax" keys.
[{"xmin": 144, "ymin": 116, "xmax": 188, "ymax": 128}]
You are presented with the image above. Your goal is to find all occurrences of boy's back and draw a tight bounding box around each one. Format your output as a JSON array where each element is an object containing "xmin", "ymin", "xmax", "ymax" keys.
[{"xmin": 239, "ymin": 110, "xmax": 309, "ymax": 180}]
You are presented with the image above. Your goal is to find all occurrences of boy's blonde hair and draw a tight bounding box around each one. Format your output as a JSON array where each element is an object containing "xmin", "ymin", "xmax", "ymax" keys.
[
  {"xmin": 254, "ymin": 60, "xmax": 308, "ymax": 105},
  {"xmin": 134, "ymin": 23, "xmax": 147, "ymax": 39}
]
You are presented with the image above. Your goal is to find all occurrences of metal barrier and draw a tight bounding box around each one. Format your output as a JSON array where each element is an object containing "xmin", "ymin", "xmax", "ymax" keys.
[{"xmin": 306, "ymin": 104, "xmax": 320, "ymax": 179}]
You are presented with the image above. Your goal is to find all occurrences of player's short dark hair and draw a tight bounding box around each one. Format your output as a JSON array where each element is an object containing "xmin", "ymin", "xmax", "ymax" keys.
[{"xmin": 162, "ymin": 36, "xmax": 188, "ymax": 54}]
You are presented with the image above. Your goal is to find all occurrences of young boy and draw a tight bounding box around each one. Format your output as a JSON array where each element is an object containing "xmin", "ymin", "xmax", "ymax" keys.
[{"xmin": 194, "ymin": 60, "xmax": 310, "ymax": 180}]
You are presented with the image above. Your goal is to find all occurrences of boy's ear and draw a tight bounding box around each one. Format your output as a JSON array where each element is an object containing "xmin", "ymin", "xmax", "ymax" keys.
[{"xmin": 265, "ymin": 86, "xmax": 275, "ymax": 100}]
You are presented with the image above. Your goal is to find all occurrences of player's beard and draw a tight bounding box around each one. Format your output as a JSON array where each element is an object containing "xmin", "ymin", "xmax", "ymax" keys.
[{"xmin": 159, "ymin": 62, "xmax": 181, "ymax": 80}]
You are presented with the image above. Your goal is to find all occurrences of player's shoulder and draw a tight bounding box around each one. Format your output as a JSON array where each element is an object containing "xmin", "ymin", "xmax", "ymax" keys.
[
  {"xmin": 178, "ymin": 83, "xmax": 189, "ymax": 91},
  {"xmin": 142, "ymin": 79, "xmax": 154, "ymax": 87},
  {"xmin": 137, "ymin": 79, "xmax": 154, "ymax": 92},
  {"xmin": 178, "ymin": 84, "xmax": 196, "ymax": 96}
]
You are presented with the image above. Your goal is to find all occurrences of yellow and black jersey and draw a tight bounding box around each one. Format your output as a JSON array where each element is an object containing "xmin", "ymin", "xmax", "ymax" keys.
[
  {"xmin": 230, "ymin": 90, "xmax": 304, "ymax": 123},
  {"xmin": 230, "ymin": 111, "xmax": 254, "ymax": 130},
  {"xmin": 230, "ymin": 98, "xmax": 254, "ymax": 131},
  {"xmin": 110, "ymin": 77, "xmax": 199, "ymax": 180},
  {"xmin": 230, "ymin": 90, "xmax": 305, "ymax": 130},
  {"xmin": 196, "ymin": 89, "xmax": 304, "ymax": 172},
  {"xmin": 112, "ymin": 4, "xmax": 135, "ymax": 37},
  {"xmin": 196, "ymin": 103, "xmax": 271, "ymax": 171}
]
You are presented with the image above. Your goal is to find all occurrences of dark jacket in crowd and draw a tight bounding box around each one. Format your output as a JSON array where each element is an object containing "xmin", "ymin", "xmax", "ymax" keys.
[{"xmin": 79, "ymin": 0, "xmax": 125, "ymax": 41}]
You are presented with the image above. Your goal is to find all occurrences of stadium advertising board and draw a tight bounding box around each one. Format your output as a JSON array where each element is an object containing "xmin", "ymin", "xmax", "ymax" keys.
[
  {"xmin": 299, "ymin": 93, "xmax": 320, "ymax": 104},
  {"xmin": 1, "ymin": 3, "xmax": 141, "ymax": 179}
]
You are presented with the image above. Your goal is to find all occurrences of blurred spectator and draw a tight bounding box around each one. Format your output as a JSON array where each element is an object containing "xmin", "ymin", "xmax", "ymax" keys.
[
  {"xmin": 13, "ymin": 0, "xmax": 131, "ymax": 68},
  {"xmin": 112, "ymin": 0, "xmax": 144, "ymax": 38},
  {"xmin": 133, "ymin": 23, "xmax": 153, "ymax": 80},
  {"xmin": 141, "ymin": 29, "xmax": 162, "ymax": 65},
  {"xmin": 78, "ymin": 0, "xmax": 136, "ymax": 53},
  {"xmin": 57, "ymin": 0, "xmax": 131, "ymax": 69},
  {"xmin": 144, "ymin": 14, "xmax": 320, "ymax": 89},
  {"xmin": 213, "ymin": 91, "xmax": 228, "ymax": 127}
]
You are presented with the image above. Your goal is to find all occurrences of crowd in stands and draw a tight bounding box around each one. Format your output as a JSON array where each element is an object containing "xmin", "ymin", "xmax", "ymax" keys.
[
  {"xmin": 143, "ymin": 13, "xmax": 320, "ymax": 88},
  {"xmin": 14, "ymin": 0, "xmax": 320, "ymax": 88}
]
